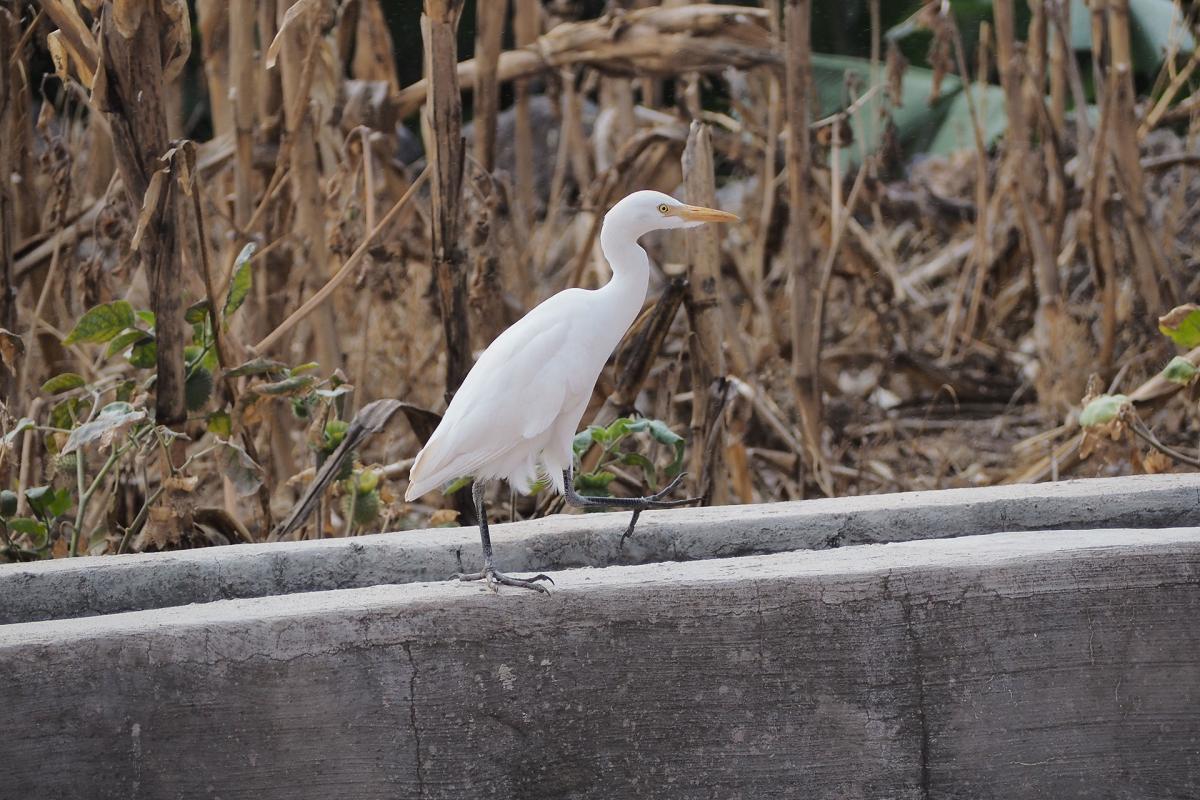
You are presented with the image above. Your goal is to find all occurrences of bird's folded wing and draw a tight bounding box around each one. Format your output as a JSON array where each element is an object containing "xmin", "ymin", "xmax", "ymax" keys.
[{"xmin": 407, "ymin": 313, "xmax": 592, "ymax": 496}]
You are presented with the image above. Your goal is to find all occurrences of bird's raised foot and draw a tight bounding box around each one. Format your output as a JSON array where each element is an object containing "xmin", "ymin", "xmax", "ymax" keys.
[
  {"xmin": 453, "ymin": 565, "xmax": 554, "ymax": 594},
  {"xmin": 617, "ymin": 473, "xmax": 702, "ymax": 548}
]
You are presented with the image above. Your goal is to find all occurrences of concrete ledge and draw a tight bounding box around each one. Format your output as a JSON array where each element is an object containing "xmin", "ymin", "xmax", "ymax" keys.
[
  {"xmin": 2, "ymin": 473, "xmax": 1198, "ymax": 623},
  {"xmin": 2, "ymin": 527, "xmax": 1198, "ymax": 799}
]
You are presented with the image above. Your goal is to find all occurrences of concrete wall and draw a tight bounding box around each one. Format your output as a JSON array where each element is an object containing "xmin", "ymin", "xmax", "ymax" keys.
[
  {"xmin": 3, "ymin": 473, "xmax": 1198, "ymax": 624},
  {"xmin": 2, "ymin": 526, "xmax": 1198, "ymax": 799}
]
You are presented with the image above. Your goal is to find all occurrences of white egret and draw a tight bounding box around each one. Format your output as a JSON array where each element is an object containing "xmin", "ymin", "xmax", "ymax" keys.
[{"xmin": 405, "ymin": 190, "xmax": 739, "ymax": 591}]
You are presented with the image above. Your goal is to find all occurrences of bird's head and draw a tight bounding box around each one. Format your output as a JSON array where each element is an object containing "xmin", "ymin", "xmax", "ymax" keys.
[{"xmin": 605, "ymin": 190, "xmax": 739, "ymax": 238}]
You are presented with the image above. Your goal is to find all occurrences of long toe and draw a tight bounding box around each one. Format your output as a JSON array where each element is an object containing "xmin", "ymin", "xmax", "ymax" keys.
[
  {"xmin": 490, "ymin": 571, "xmax": 554, "ymax": 593},
  {"xmin": 452, "ymin": 567, "xmax": 552, "ymax": 593},
  {"xmin": 648, "ymin": 472, "xmax": 688, "ymax": 502},
  {"xmin": 640, "ymin": 495, "xmax": 699, "ymax": 509}
]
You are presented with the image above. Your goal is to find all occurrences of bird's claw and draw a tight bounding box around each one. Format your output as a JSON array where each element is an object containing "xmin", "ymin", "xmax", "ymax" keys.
[{"xmin": 452, "ymin": 566, "xmax": 554, "ymax": 594}]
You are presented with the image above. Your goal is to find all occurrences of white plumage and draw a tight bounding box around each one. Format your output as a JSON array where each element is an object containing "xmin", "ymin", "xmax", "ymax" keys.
[{"xmin": 405, "ymin": 190, "xmax": 737, "ymax": 504}]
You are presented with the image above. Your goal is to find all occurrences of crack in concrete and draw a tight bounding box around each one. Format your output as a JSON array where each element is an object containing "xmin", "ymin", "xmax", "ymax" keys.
[
  {"xmin": 897, "ymin": 575, "xmax": 931, "ymax": 800},
  {"xmin": 402, "ymin": 642, "xmax": 425, "ymax": 798}
]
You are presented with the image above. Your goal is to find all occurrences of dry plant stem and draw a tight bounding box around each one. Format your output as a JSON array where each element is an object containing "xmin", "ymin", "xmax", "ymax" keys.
[
  {"xmin": 16, "ymin": 184, "xmax": 67, "ymax": 401},
  {"xmin": 512, "ymin": 0, "xmax": 539, "ymax": 234},
  {"xmin": 277, "ymin": 2, "xmax": 341, "ymax": 374},
  {"xmin": 472, "ymin": 0, "xmax": 506, "ymax": 175},
  {"xmin": 813, "ymin": 154, "xmax": 869, "ymax": 393},
  {"xmin": 1088, "ymin": 71, "xmax": 1119, "ymax": 373},
  {"xmin": 349, "ymin": 133, "xmax": 377, "ymax": 412},
  {"xmin": 783, "ymin": 0, "xmax": 828, "ymax": 497},
  {"xmin": 15, "ymin": 397, "xmax": 44, "ymax": 518},
  {"xmin": 1140, "ymin": 48, "xmax": 1200, "ymax": 139},
  {"xmin": 394, "ymin": 5, "xmax": 778, "ymax": 118},
  {"xmin": 95, "ymin": 4, "xmax": 186, "ymax": 440},
  {"xmin": 1125, "ymin": 412, "xmax": 1200, "ymax": 469},
  {"xmin": 0, "ymin": 9, "xmax": 18, "ymax": 400},
  {"xmin": 229, "ymin": 0, "xmax": 256, "ymax": 227},
  {"xmin": 254, "ymin": 166, "xmax": 429, "ymax": 354},
  {"xmin": 422, "ymin": 0, "xmax": 471, "ymax": 396},
  {"xmin": 682, "ymin": 121, "xmax": 727, "ymax": 503},
  {"xmin": 1106, "ymin": 0, "xmax": 1174, "ymax": 309},
  {"xmin": 944, "ymin": 10, "xmax": 991, "ymax": 347}
]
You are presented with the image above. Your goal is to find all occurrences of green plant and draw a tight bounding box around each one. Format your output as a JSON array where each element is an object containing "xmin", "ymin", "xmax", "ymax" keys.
[
  {"xmin": 0, "ymin": 244, "xmax": 373, "ymax": 560},
  {"xmin": 570, "ymin": 416, "xmax": 686, "ymax": 499},
  {"xmin": 1079, "ymin": 303, "xmax": 1200, "ymax": 471}
]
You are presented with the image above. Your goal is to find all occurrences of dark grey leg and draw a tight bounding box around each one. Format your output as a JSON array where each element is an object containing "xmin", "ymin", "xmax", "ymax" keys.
[
  {"xmin": 562, "ymin": 467, "xmax": 697, "ymax": 546},
  {"xmin": 452, "ymin": 480, "xmax": 553, "ymax": 593}
]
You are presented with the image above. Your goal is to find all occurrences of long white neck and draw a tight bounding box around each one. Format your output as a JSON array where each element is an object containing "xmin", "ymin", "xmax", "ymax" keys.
[{"xmin": 597, "ymin": 215, "xmax": 650, "ymax": 334}]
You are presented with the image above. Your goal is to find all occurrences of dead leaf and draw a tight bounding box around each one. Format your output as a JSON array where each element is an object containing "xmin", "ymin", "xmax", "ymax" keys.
[
  {"xmin": 161, "ymin": 0, "xmax": 192, "ymax": 80},
  {"xmin": 112, "ymin": 0, "xmax": 150, "ymax": 39},
  {"xmin": 47, "ymin": 30, "xmax": 71, "ymax": 83},
  {"xmin": 145, "ymin": 505, "xmax": 180, "ymax": 549},
  {"xmin": 164, "ymin": 474, "xmax": 200, "ymax": 492},
  {"xmin": 429, "ymin": 509, "xmax": 459, "ymax": 526},
  {"xmin": 266, "ymin": 0, "xmax": 322, "ymax": 69},
  {"xmin": 0, "ymin": 328, "xmax": 24, "ymax": 372},
  {"xmin": 1142, "ymin": 449, "xmax": 1175, "ymax": 474},
  {"xmin": 129, "ymin": 168, "xmax": 167, "ymax": 252}
]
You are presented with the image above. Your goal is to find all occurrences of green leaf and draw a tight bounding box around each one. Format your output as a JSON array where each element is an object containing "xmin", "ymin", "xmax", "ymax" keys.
[
  {"xmin": 47, "ymin": 397, "xmax": 81, "ymax": 429},
  {"xmin": 105, "ymin": 328, "xmax": 153, "ymax": 359},
  {"xmin": 583, "ymin": 423, "xmax": 610, "ymax": 445},
  {"xmin": 136, "ymin": 310, "xmax": 156, "ymax": 328},
  {"xmin": 63, "ymin": 300, "xmax": 136, "ymax": 345},
  {"xmin": 290, "ymin": 362, "xmax": 320, "ymax": 375},
  {"xmin": 225, "ymin": 357, "xmax": 288, "ymax": 378},
  {"xmin": 646, "ymin": 419, "xmax": 684, "ymax": 446},
  {"xmin": 0, "ymin": 489, "xmax": 16, "ymax": 517},
  {"xmin": 185, "ymin": 368, "xmax": 214, "ymax": 411},
  {"xmin": 251, "ymin": 375, "xmax": 315, "ymax": 396},
  {"xmin": 128, "ymin": 340, "xmax": 157, "ymax": 369},
  {"xmin": 223, "ymin": 243, "xmax": 256, "ymax": 318},
  {"xmin": 115, "ymin": 380, "xmax": 136, "ymax": 403},
  {"xmin": 185, "ymin": 299, "xmax": 211, "ymax": 324},
  {"xmin": 1158, "ymin": 304, "xmax": 1200, "ymax": 349},
  {"xmin": 571, "ymin": 429, "xmax": 594, "ymax": 457},
  {"xmin": 620, "ymin": 451, "xmax": 657, "ymax": 488},
  {"xmin": 443, "ymin": 475, "xmax": 472, "ymax": 496},
  {"xmin": 25, "ymin": 485, "xmax": 72, "ymax": 519},
  {"xmin": 40, "ymin": 373, "xmax": 85, "ymax": 395},
  {"xmin": 206, "ymin": 410, "xmax": 232, "ymax": 437},
  {"xmin": 62, "ymin": 401, "xmax": 146, "ymax": 454},
  {"xmin": 314, "ymin": 385, "xmax": 353, "ymax": 399},
  {"xmin": 217, "ymin": 440, "xmax": 264, "ymax": 496},
  {"xmin": 1162, "ymin": 356, "xmax": 1199, "ymax": 385},
  {"xmin": 646, "ymin": 419, "xmax": 686, "ymax": 475},
  {"xmin": 5, "ymin": 517, "xmax": 46, "ymax": 539},
  {"xmin": 1080, "ymin": 394, "xmax": 1131, "ymax": 428},
  {"xmin": 2, "ymin": 418, "xmax": 35, "ymax": 446},
  {"xmin": 604, "ymin": 417, "xmax": 637, "ymax": 443},
  {"xmin": 322, "ymin": 419, "xmax": 350, "ymax": 451},
  {"xmin": 575, "ymin": 470, "xmax": 616, "ymax": 493},
  {"xmin": 45, "ymin": 398, "xmax": 87, "ymax": 454}
]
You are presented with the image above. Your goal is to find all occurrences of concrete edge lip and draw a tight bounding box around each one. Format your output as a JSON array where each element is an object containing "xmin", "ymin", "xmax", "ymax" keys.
[
  {"xmin": 1, "ymin": 473, "xmax": 1198, "ymax": 624},
  {"xmin": 3, "ymin": 526, "xmax": 1197, "ymax": 648}
]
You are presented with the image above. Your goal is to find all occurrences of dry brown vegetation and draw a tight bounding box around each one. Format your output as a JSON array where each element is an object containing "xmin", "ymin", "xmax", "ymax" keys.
[{"xmin": 1, "ymin": 0, "xmax": 1199, "ymax": 559}]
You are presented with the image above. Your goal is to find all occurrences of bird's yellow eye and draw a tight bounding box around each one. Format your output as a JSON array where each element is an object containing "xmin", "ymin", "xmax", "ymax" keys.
[{"xmin": 658, "ymin": 203, "xmax": 670, "ymax": 214}]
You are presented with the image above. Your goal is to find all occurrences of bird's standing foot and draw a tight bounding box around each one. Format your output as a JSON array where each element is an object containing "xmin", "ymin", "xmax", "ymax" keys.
[{"xmin": 453, "ymin": 562, "xmax": 554, "ymax": 594}]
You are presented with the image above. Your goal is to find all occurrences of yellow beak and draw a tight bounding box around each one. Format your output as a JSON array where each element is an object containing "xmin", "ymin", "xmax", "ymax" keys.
[{"xmin": 675, "ymin": 204, "xmax": 740, "ymax": 223}]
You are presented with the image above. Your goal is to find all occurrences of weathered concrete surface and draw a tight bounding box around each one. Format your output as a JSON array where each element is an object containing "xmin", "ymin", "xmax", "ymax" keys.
[
  {"xmin": 2, "ymin": 473, "xmax": 1198, "ymax": 623},
  {"xmin": 1, "ymin": 527, "xmax": 1198, "ymax": 799}
]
